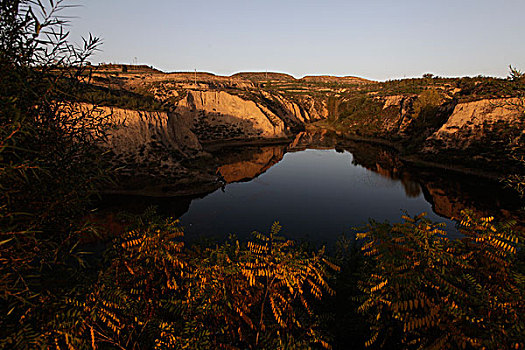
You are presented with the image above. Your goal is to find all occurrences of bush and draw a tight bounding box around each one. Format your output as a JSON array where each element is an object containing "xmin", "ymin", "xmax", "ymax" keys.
[
  {"xmin": 65, "ymin": 216, "xmax": 337, "ymax": 349},
  {"xmin": 357, "ymin": 212, "xmax": 524, "ymax": 349},
  {"xmin": 411, "ymin": 89, "xmax": 443, "ymax": 119},
  {"xmin": 0, "ymin": 1, "xmax": 111, "ymax": 347},
  {"xmin": 502, "ymin": 66, "xmax": 525, "ymax": 197}
]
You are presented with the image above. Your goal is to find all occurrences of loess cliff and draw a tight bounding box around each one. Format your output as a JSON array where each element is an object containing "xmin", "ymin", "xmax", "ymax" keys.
[{"xmin": 82, "ymin": 65, "xmax": 523, "ymax": 185}]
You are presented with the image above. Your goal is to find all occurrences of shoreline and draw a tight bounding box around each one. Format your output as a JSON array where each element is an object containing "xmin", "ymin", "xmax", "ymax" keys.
[
  {"xmin": 201, "ymin": 136, "xmax": 295, "ymax": 151},
  {"xmin": 307, "ymin": 124, "xmax": 510, "ymax": 182},
  {"xmin": 103, "ymin": 130, "xmax": 514, "ymax": 199}
]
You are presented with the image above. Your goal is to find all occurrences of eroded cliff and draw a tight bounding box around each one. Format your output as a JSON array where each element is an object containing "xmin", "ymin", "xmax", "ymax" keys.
[
  {"xmin": 423, "ymin": 98, "xmax": 524, "ymax": 154},
  {"xmin": 175, "ymin": 90, "xmax": 286, "ymax": 140},
  {"xmin": 83, "ymin": 67, "xmax": 523, "ymax": 182}
]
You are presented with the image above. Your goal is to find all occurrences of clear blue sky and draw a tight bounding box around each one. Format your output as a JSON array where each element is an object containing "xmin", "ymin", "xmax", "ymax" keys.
[{"xmin": 64, "ymin": 0, "xmax": 525, "ymax": 80}]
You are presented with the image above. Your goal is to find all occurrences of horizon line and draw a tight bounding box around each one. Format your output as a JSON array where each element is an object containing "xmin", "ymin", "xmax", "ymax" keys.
[{"xmin": 92, "ymin": 63, "xmax": 510, "ymax": 82}]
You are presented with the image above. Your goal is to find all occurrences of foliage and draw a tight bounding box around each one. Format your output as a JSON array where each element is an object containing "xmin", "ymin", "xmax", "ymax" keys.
[
  {"xmin": 320, "ymin": 234, "xmax": 372, "ymax": 349},
  {"xmin": 0, "ymin": 1, "xmax": 111, "ymax": 348},
  {"xmin": 506, "ymin": 169, "xmax": 525, "ymax": 198},
  {"xmin": 411, "ymin": 89, "xmax": 443, "ymax": 119},
  {"xmin": 63, "ymin": 218, "xmax": 338, "ymax": 349},
  {"xmin": 502, "ymin": 66, "xmax": 525, "ymax": 197},
  {"xmin": 357, "ymin": 212, "xmax": 524, "ymax": 349},
  {"xmin": 324, "ymin": 96, "xmax": 385, "ymax": 136},
  {"xmin": 508, "ymin": 65, "xmax": 525, "ymax": 82},
  {"xmin": 74, "ymin": 82, "xmax": 168, "ymax": 112},
  {"xmin": 455, "ymin": 76, "xmax": 525, "ymax": 101}
]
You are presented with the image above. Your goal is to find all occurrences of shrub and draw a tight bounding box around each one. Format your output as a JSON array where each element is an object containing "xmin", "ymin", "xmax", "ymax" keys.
[
  {"xmin": 502, "ymin": 65, "xmax": 525, "ymax": 197},
  {"xmin": 0, "ymin": 1, "xmax": 111, "ymax": 347},
  {"xmin": 357, "ymin": 212, "xmax": 524, "ymax": 349},
  {"xmin": 67, "ymin": 217, "xmax": 338, "ymax": 349},
  {"xmin": 411, "ymin": 89, "xmax": 443, "ymax": 119}
]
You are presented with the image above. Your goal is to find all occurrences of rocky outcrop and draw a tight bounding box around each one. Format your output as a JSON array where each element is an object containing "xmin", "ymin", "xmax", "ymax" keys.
[
  {"xmin": 423, "ymin": 98, "xmax": 524, "ymax": 152},
  {"xmin": 96, "ymin": 105, "xmax": 201, "ymax": 161},
  {"xmin": 172, "ymin": 90, "xmax": 328, "ymax": 142},
  {"xmin": 101, "ymin": 93, "xmax": 523, "ymax": 175},
  {"xmin": 82, "ymin": 89, "xmax": 328, "ymax": 176},
  {"xmin": 362, "ymin": 95, "xmax": 524, "ymax": 167},
  {"xmin": 382, "ymin": 95, "xmax": 406, "ymax": 110},
  {"xmin": 62, "ymin": 104, "xmax": 206, "ymax": 192},
  {"xmin": 380, "ymin": 95, "xmax": 418, "ymax": 135},
  {"xmin": 258, "ymin": 91, "xmax": 325, "ymax": 128},
  {"xmin": 268, "ymin": 93, "xmax": 309, "ymax": 123},
  {"xmin": 175, "ymin": 90, "xmax": 287, "ymax": 141}
]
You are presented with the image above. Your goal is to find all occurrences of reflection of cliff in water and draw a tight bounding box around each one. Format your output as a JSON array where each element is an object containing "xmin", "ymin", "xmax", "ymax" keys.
[
  {"xmin": 346, "ymin": 145, "xmax": 422, "ymax": 198},
  {"xmin": 289, "ymin": 130, "xmax": 340, "ymax": 150},
  {"xmin": 215, "ymin": 132, "xmax": 420, "ymax": 198},
  {"xmin": 213, "ymin": 132, "xmax": 523, "ymax": 229},
  {"xmin": 291, "ymin": 130, "xmax": 523, "ymax": 228},
  {"xmin": 99, "ymin": 130, "xmax": 523, "ymax": 232},
  {"xmin": 289, "ymin": 131, "xmax": 422, "ymax": 198},
  {"xmin": 216, "ymin": 146, "xmax": 285, "ymax": 183},
  {"xmin": 336, "ymin": 137, "xmax": 523, "ymax": 228},
  {"xmin": 420, "ymin": 177, "xmax": 524, "ymax": 229}
]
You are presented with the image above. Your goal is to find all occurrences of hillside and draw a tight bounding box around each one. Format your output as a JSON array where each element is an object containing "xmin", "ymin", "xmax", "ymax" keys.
[
  {"xmin": 75, "ymin": 64, "xmax": 524, "ymax": 188},
  {"xmin": 301, "ymin": 75, "xmax": 373, "ymax": 84},
  {"xmin": 231, "ymin": 71, "xmax": 296, "ymax": 82}
]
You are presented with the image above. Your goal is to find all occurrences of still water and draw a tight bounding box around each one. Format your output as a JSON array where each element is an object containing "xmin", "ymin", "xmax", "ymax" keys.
[
  {"xmin": 179, "ymin": 148, "xmax": 455, "ymax": 245},
  {"xmin": 103, "ymin": 135, "xmax": 523, "ymax": 246}
]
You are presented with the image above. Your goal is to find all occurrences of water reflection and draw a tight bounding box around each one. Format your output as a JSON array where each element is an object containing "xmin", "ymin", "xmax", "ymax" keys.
[
  {"xmin": 179, "ymin": 147, "xmax": 461, "ymax": 245},
  {"xmin": 217, "ymin": 146, "xmax": 284, "ymax": 183},
  {"xmin": 290, "ymin": 131, "xmax": 423, "ymax": 197},
  {"xmin": 100, "ymin": 131, "xmax": 524, "ymax": 244}
]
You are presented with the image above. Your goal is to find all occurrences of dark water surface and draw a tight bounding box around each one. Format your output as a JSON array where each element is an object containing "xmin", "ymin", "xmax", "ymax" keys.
[
  {"xmin": 102, "ymin": 134, "xmax": 523, "ymax": 246},
  {"xmin": 180, "ymin": 148, "xmax": 456, "ymax": 244}
]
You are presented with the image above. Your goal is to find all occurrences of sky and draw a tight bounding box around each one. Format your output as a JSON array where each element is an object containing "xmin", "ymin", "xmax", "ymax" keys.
[{"xmin": 63, "ymin": 0, "xmax": 525, "ymax": 81}]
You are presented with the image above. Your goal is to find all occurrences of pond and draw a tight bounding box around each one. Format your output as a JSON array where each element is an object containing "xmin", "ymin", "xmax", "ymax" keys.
[
  {"xmin": 181, "ymin": 148, "xmax": 455, "ymax": 245},
  {"xmin": 101, "ymin": 133, "xmax": 524, "ymax": 246}
]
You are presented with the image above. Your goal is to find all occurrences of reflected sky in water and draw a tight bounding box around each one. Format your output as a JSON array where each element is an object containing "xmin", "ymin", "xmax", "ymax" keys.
[{"xmin": 180, "ymin": 149, "xmax": 456, "ymax": 245}]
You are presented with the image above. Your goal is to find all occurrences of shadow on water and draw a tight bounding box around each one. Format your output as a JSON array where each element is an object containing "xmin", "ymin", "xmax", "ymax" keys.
[{"xmin": 98, "ymin": 131, "xmax": 524, "ymax": 245}]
